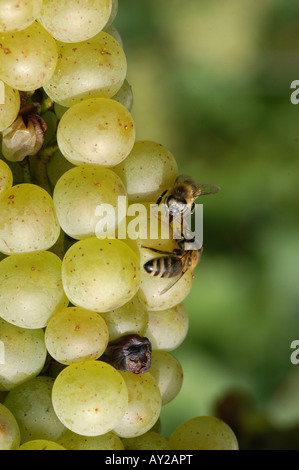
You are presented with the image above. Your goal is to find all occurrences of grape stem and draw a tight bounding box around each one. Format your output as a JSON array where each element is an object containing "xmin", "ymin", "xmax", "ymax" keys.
[
  {"xmin": 18, "ymin": 156, "xmax": 32, "ymax": 184},
  {"xmin": 34, "ymin": 145, "xmax": 58, "ymax": 194}
]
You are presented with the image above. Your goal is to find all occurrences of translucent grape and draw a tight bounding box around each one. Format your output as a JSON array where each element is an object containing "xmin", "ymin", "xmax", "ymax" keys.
[
  {"xmin": 144, "ymin": 304, "xmax": 189, "ymax": 351},
  {"xmin": 149, "ymin": 351, "xmax": 183, "ymax": 405},
  {"xmin": 122, "ymin": 431, "xmax": 170, "ymax": 451},
  {"xmin": 57, "ymin": 97, "xmax": 135, "ymax": 167},
  {"xmin": 104, "ymin": 24, "xmax": 123, "ymax": 48},
  {"xmin": 0, "ymin": 22, "xmax": 58, "ymax": 91},
  {"xmin": 169, "ymin": 416, "xmax": 239, "ymax": 450},
  {"xmin": 113, "ymin": 140, "xmax": 178, "ymax": 203},
  {"xmin": 53, "ymin": 165, "xmax": 127, "ymax": 240},
  {"xmin": 45, "ymin": 307, "xmax": 109, "ymax": 365},
  {"xmin": 0, "ymin": 402, "xmax": 20, "ymax": 450},
  {"xmin": 58, "ymin": 429, "xmax": 124, "ymax": 450},
  {"xmin": 100, "ymin": 294, "xmax": 148, "ymax": 341},
  {"xmin": 0, "ymin": 183, "xmax": 61, "ymax": 255},
  {"xmin": 0, "ymin": 318, "xmax": 47, "ymax": 391},
  {"xmin": 0, "ymin": 251, "xmax": 69, "ymax": 329},
  {"xmin": 43, "ymin": 32, "xmax": 127, "ymax": 108},
  {"xmin": 113, "ymin": 371, "xmax": 162, "ymax": 438},
  {"xmin": 112, "ymin": 79, "xmax": 133, "ymax": 112},
  {"xmin": 18, "ymin": 439, "xmax": 65, "ymax": 450},
  {"xmin": 4, "ymin": 376, "xmax": 66, "ymax": 443},
  {"xmin": 38, "ymin": 0, "xmax": 112, "ymax": 43},
  {"xmin": 0, "ymin": 159, "xmax": 13, "ymax": 196},
  {"xmin": 47, "ymin": 149, "xmax": 74, "ymax": 188},
  {"xmin": 104, "ymin": 0, "xmax": 118, "ymax": 29},
  {"xmin": 62, "ymin": 237, "xmax": 141, "ymax": 313},
  {"xmin": 0, "ymin": 82, "xmax": 20, "ymax": 132},
  {"xmin": 0, "ymin": 0, "xmax": 43, "ymax": 32},
  {"xmin": 52, "ymin": 361, "xmax": 128, "ymax": 436}
]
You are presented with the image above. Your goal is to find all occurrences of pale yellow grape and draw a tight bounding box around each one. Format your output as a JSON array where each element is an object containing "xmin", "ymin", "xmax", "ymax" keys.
[
  {"xmin": 0, "ymin": 318, "xmax": 47, "ymax": 391},
  {"xmin": 47, "ymin": 149, "xmax": 74, "ymax": 188},
  {"xmin": 0, "ymin": 252, "xmax": 68, "ymax": 329},
  {"xmin": 139, "ymin": 266, "xmax": 193, "ymax": 311},
  {"xmin": 43, "ymin": 32, "xmax": 127, "ymax": 108},
  {"xmin": 0, "ymin": 184, "xmax": 60, "ymax": 255},
  {"xmin": 0, "ymin": 0, "xmax": 43, "ymax": 32},
  {"xmin": 113, "ymin": 371, "xmax": 162, "ymax": 438},
  {"xmin": 0, "ymin": 159, "xmax": 13, "ymax": 196},
  {"xmin": 45, "ymin": 307, "xmax": 109, "ymax": 365},
  {"xmin": 4, "ymin": 376, "xmax": 66, "ymax": 443},
  {"xmin": 112, "ymin": 79, "xmax": 133, "ymax": 112},
  {"xmin": 18, "ymin": 439, "xmax": 65, "ymax": 450},
  {"xmin": 0, "ymin": 403, "xmax": 20, "ymax": 450},
  {"xmin": 144, "ymin": 304, "xmax": 189, "ymax": 351},
  {"xmin": 38, "ymin": 0, "xmax": 112, "ymax": 43},
  {"xmin": 122, "ymin": 432, "xmax": 170, "ymax": 451},
  {"xmin": 100, "ymin": 294, "xmax": 148, "ymax": 341},
  {"xmin": 53, "ymin": 166, "xmax": 127, "ymax": 240},
  {"xmin": 113, "ymin": 140, "xmax": 178, "ymax": 204},
  {"xmin": 169, "ymin": 416, "xmax": 239, "ymax": 450},
  {"xmin": 57, "ymin": 97, "xmax": 135, "ymax": 167},
  {"xmin": 62, "ymin": 238, "xmax": 140, "ymax": 313},
  {"xmin": 58, "ymin": 429, "xmax": 124, "ymax": 450},
  {"xmin": 0, "ymin": 82, "xmax": 20, "ymax": 132},
  {"xmin": 52, "ymin": 361, "xmax": 128, "ymax": 436},
  {"xmin": 0, "ymin": 22, "xmax": 58, "ymax": 91},
  {"xmin": 149, "ymin": 351, "xmax": 183, "ymax": 405}
]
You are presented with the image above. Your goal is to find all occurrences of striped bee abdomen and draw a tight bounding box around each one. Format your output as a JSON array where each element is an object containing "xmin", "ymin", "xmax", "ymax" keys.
[{"xmin": 144, "ymin": 256, "xmax": 182, "ymax": 279}]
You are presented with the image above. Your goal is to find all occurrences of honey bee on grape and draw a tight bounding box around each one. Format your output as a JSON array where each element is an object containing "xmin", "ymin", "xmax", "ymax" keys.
[
  {"xmin": 156, "ymin": 175, "xmax": 220, "ymax": 221},
  {"xmin": 142, "ymin": 237, "xmax": 203, "ymax": 295}
]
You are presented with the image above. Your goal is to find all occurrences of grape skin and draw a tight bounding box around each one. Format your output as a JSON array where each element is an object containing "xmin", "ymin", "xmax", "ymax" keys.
[
  {"xmin": 0, "ymin": 159, "xmax": 13, "ymax": 196},
  {"xmin": 0, "ymin": 0, "xmax": 43, "ymax": 33},
  {"xmin": 0, "ymin": 403, "xmax": 20, "ymax": 450},
  {"xmin": 0, "ymin": 82, "xmax": 20, "ymax": 132}
]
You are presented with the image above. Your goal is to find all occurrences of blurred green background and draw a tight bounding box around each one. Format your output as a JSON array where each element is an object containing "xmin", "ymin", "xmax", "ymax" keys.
[{"xmin": 115, "ymin": 0, "xmax": 299, "ymax": 447}]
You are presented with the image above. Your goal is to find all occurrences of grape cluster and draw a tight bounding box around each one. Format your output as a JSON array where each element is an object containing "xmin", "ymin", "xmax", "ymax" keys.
[{"xmin": 0, "ymin": 0, "xmax": 238, "ymax": 451}]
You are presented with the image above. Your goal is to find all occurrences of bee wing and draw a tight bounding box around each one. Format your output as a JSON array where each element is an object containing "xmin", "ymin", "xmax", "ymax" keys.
[
  {"xmin": 192, "ymin": 183, "xmax": 221, "ymax": 198},
  {"xmin": 160, "ymin": 270, "xmax": 186, "ymax": 295},
  {"xmin": 159, "ymin": 250, "xmax": 190, "ymax": 295}
]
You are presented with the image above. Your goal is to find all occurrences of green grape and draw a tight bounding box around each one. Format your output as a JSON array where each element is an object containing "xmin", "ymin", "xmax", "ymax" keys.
[
  {"xmin": 122, "ymin": 431, "xmax": 170, "ymax": 451},
  {"xmin": 143, "ymin": 304, "xmax": 189, "ymax": 351},
  {"xmin": 104, "ymin": 24, "xmax": 123, "ymax": 48},
  {"xmin": 58, "ymin": 429, "xmax": 124, "ymax": 450},
  {"xmin": 169, "ymin": 416, "xmax": 239, "ymax": 451},
  {"xmin": 47, "ymin": 149, "xmax": 74, "ymax": 188},
  {"xmin": 57, "ymin": 97, "xmax": 136, "ymax": 167},
  {"xmin": 53, "ymin": 165, "xmax": 127, "ymax": 240},
  {"xmin": 100, "ymin": 294, "xmax": 148, "ymax": 341},
  {"xmin": 4, "ymin": 376, "xmax": 66, "ymax": 443},
  {"xmin": 0, "ymin": 252, "xmax": 68, "ymax": 329},
  {"xmin": 0, "ymin": 183, "xmax": 61, "ymax": 255},
  {"xmin": 113, "ymin": 140, "xmax": 178, "ymax": 204},
  {"xmin": 43, "ymin": 32, "xmax": 127, "ymax": 108},
  {"xmin": 0, "ymin": 82, "xmax": 20, "ymax": 132},
  {"xmin": 0, "ymin": 0, "xmax": 43, "ymax": 32},
  {"xmin": 54, "ymin": 103, "xmax": 68, "ymax": 121},
  {"xmin": 112, "ymin": 79, "xmax": 133, "ymax": 112},
  {"xmin": 0, "ymin": 402, "xmax": 20, "ymax": 450},
  {"xmin": 18, "ymin": 439, "xmax": 65, "ymax": 450},
  {"xmin": 38, "ymin": 0, "xmax": 112, "ymax": 43},
  {"xmin": 104, "ymin": 0, "xmax": 118, "ymax": 29},
  {"xmin": 149, "ymin": 351, "xmax": 183, "ymax": 405},
  {"xmin": 62, "ymin": 237, "xmax": 141, "ymax": 313},
  {"xmin": 0, "ymin": 318, "xmax": 47, "ymax": 391},
  {"xmin": 0, "ymin": 22, "xmax": 58, "ymax": 91},
  {"xmin": 113, "ymin": 371, "xmax": 162, "ymax": 438},
  {"xmin": 0, "ymin": 159, "xmax": 13, "ymax": 196},
  {"xmin": 45, "ymin": 306, "xmax": 109, "ymax": 365},
  {"xmin": 52, "ymin": 361, "xmax": 129, "ymax": 436}
]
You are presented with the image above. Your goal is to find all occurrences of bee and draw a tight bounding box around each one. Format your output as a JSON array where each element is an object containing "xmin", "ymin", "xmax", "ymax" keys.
[
  {"xmin": 156, "ymin": 175, "xmax": 220, "ymax": 221},
  {"xmin": 142, "ymin": 237, "xmax": 202, "ymax": 295}
]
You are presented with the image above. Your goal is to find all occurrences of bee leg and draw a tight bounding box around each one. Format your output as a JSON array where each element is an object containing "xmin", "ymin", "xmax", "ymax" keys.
[
  {"xmin": 156, "ymin": 189, "xmax": 168, "ymax": 206},
  {"xmin": 141, "ymin": 246, "xmax": 176, "ymax": 255}
]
